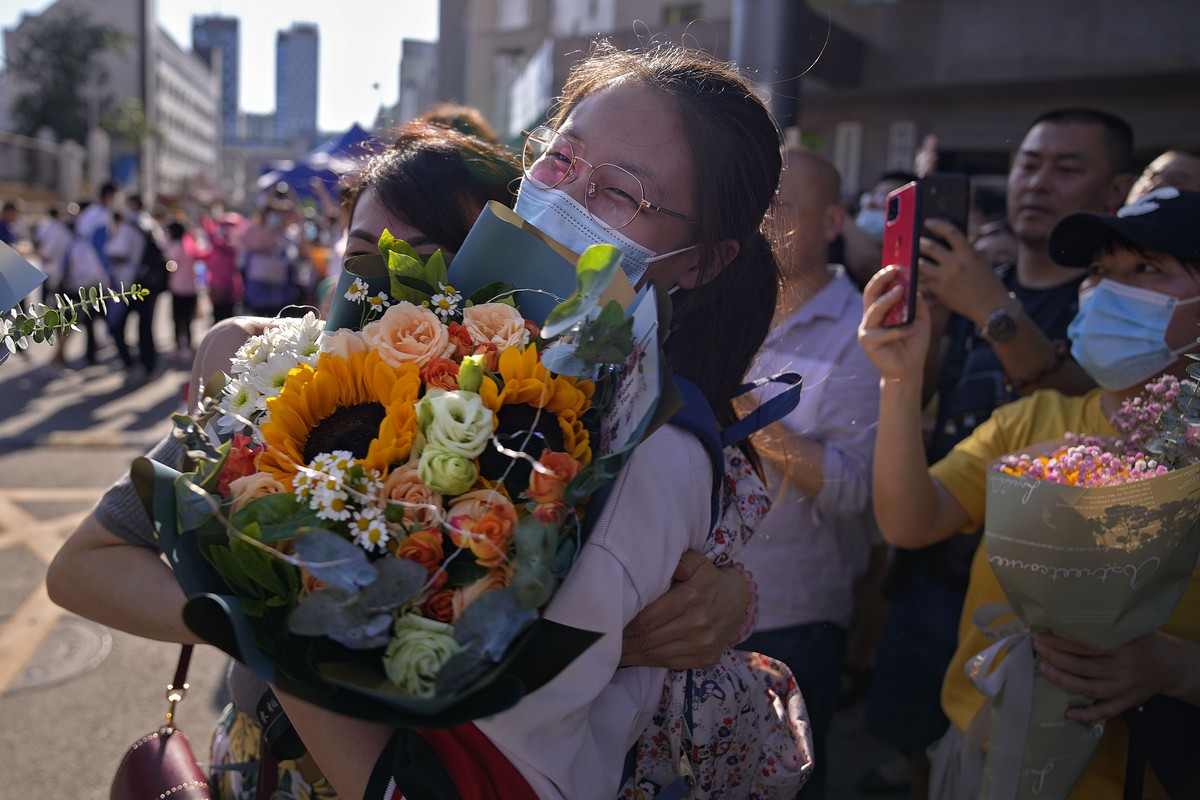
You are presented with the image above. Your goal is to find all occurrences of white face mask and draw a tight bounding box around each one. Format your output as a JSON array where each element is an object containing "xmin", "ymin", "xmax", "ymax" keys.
[{"xmin": 514, "ymin": 178, "xmax": 696, "ymax": 286}]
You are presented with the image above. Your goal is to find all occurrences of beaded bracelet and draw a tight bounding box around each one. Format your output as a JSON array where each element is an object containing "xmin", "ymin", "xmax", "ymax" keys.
[
  {"xmin": 1006, "ymin": 339, "xmax": 1070, "ymax": 392},
  {"xmin": 727, "ymin": 562, "xmax": 759, "ymax": 646}
]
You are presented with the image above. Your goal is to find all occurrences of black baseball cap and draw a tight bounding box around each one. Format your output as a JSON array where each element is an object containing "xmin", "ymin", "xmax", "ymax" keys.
[{"xmin": 1048, "ymin": 187, "xmax": 1200, "ymax": 267}]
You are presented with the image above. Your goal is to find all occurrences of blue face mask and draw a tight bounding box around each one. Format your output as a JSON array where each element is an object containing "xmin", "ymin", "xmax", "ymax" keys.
[
  {"xmin": 1068, "ymin": 279, "xmax": 1200, "ymax": 390},
  {"xmin": 514, "ymin": 178, "xmax": 696, "ymax": 286},
  {"xmin": 855, "ymin": 208, "xmax": 887, "ymax": 243}
]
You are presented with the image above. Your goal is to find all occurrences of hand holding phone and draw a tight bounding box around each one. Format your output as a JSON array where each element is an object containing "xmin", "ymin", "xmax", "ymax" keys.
[{"xmin": 879, "ymin": 174, "xmax": 970, "ymax": 327}]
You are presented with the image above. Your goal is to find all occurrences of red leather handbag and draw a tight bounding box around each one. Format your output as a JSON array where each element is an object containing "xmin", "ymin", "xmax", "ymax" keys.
[{"xmin": 111, "ymin": 646, "xmax": 211, "ymax": 800}]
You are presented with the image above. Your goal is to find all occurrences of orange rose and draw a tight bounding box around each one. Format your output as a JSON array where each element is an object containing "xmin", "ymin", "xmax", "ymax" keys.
[
  {"xmin": 422, "ymin": 358, "xmax": 460, "ymax": 391},
  {"xmin": 527, "ymin": 450, "xmax": 582, "ymax": 505},
  {"xmin": 446, "ymin": 322, "xmax": 474, "ymax": 359},
  {"xmin": 421, "ymin": 589, "xmax": 456, "ymax": 623},
  {"xmin": 463, "ymin": 303, "xmax": 530, "ymax": 350},
  {"xmin": 447, "ymin": 488, "xmax": 513, "ymax": 524},
  {"xmin": 395, "ymin": 529, "xmax": 444, "ymax": 577},
  {"xmin": 379, "ymin": 465, "xmax": 443, "ymax": 530},
  {"xmin": 472, "ymin": 341, "xmax": 499, "ymax": 371},
  {"xmin": 451, "ymin": 567, "xmax": 511, "ymax": 619},
  {"xmin": 228, "ymin": 472, "xmax": 287, "ymax": 514},
  {"xmin": 299, "ymin": 569, "xmax": 325, "ymax": 597},
  {"xmin": 523, "ymin": 319, "xmax": 541, "ymax": 341},
  {"xmin": 533, "ymin": 502, "xmax": 568, "ymax": 526},
  {"xmin": 362, "ymin": 301, "xmax": 454, "ymax": 369},
  {"xmin": 447, "ymin": 504, "xmax": 517, "ymax": 568}
]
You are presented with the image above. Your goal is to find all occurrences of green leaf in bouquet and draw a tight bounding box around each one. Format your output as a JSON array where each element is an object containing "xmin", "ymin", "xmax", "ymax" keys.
[
  {"xmin": 572, "ymin": 300, "xmax": 634, "ymax": 365},
  {"xmin": 539, "ymin": 340, "xmax": 593, "ymax": 378},
  {"xmin": 231, "ymin": 492, "xmax": 324, "ymax": 543},
  {"xmin": 467, "ymin": 281, "xmax": 517, "ymax": 308},
  {"xmin": 292, "ymin": 529, "xmax": 378, "ymax": 591},
  {"xmin": 288, "ymin": 585, "xmax": 394, "ymax": 649},
  {"xmin": 541, "ymin": 244, "xmax": 622, "ymax": 339},
  {"xmin": 175, "ymin": 477, "xmax": 222, "ymax": 532},
  {"xmin": 358, "ymin": 557, "xmax": 426, "ymax": 611},
  {"xmin": 511, "ymin": 515, "xmax": 559, "ymax": 609},
  {"xmin": 451, "ymin": 588, "xmax": 538, "ymax": 660},
  {"xmin": 389, "ymin": 273, "xmax": 437, "ymax": 305},
  {"xmin": 564, "ymin": 449, "xmax": 629, "ymax": 507},
  {"xmin": 444, "ymin": 549, "xmax": 491, "ymax": 587},
  {"xmin": 230, "ymin": 527, "xmax": 290, "ymax": 598}
]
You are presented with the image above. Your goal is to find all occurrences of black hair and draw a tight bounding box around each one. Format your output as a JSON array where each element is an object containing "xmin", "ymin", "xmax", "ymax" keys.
[
  {"xmin": 99, "ymin": 180, "xmax": 119, "ymax": 200},
  {"xmin": 342, "ymin": 120, "xmax": 520, "ymax": 253},
  {"xmin": 551, "ymin": 42, "xmax": 783, "ymax": 425},
  {"xmin": 167, "ymin": 220, "xmax": 186, "ymax": 240},
  {"xmin": 1029, "ymin": 108, "xmax": 1134, "ymax": 174},
  {"xmin": 416, "ymin": 103, "xmax": 502, "ymax": 146}
]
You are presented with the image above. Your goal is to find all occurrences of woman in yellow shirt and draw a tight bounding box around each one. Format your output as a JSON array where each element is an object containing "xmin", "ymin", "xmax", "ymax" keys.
[{"xmin": 858, "ymin": 187, "xmax": 1200, "ymax": 798}]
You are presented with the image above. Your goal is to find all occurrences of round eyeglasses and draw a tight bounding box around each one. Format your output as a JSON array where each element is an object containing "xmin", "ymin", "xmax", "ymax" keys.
[{"xmin": 521, "ymin": 126, "xmax": 699, "ymax": 231}]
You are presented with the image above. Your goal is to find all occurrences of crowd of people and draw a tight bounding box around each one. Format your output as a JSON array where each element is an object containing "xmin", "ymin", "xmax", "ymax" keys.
[{"xmin": 9, "ymin": 38, "xmax": 1197, "ymax": 800}]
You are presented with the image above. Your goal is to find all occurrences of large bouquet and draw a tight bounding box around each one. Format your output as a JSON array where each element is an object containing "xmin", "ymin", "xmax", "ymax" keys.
[
  {"xmin": 138, "ymin": 216, "xmax": 672, "ymax": 724},
  {"xmin": 971, "ymin": 372, "xmax": 1200, "ymax": 800}
]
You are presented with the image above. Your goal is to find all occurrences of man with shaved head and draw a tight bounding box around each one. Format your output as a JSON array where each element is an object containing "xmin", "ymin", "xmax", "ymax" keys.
[{"xmin": 739, "ymin": 148, "xmax": 882, "ymax": 798}]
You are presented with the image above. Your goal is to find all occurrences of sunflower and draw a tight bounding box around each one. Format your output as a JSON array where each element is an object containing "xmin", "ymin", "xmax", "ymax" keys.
[
  {"xmin": 479, "ymin": 345, "xmax": 593, "ymax": 466},
  {"xmin": 257, "ymin": 349, "xmax": 421, "ymax": 487}
]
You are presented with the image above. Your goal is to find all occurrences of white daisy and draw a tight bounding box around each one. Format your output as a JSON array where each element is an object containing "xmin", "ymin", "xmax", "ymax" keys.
[
  {"xmin": 311, "ymin": 485, "xmax": 353, "ymax": 522},
  {"xmin": 430, "ymin": 283, "xmax": 462, "ymax": 321},
  {"xmin": 345, "ymin": 278, "xmax": 369, "ymax": 303},
  {"xmin": 350, "ymin": 506, "xmax": 391, "ymax": 552}
]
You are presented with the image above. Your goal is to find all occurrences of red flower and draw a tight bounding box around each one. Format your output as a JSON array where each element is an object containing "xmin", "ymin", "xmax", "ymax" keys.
[
  {"xmin": 217, "ymin": 434, "xmax": 262, "ymax": 497},
  {"xmin": 421, "ymin": 357, "xmax": 460, "ymax": 391},
  {"xmin": 446, "ymin": 322, "xmax": 473, "ymax": 359}
]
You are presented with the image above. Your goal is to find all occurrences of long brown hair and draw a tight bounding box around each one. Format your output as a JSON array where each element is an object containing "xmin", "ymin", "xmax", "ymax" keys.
[{"xmin": 551, "ymin": 42, "xmax": 783, "ymax": 424}]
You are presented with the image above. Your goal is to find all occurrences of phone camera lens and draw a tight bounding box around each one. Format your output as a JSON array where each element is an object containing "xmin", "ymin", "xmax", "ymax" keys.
[{"xmin": 886, "ymin": 196, "xmax": 900, "ymax": 222}]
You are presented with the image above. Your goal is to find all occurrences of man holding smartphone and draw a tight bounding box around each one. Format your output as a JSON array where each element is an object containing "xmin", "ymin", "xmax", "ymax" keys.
[{"xmin": 860, "ymin": 108, "xmax": 1135, "ymax": 797}]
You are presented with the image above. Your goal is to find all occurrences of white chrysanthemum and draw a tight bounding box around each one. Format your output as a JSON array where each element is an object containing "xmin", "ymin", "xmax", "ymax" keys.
[
  {"xmin": 429, "ymin": 283, "xmax": 462, "ymax": 321},
  {"xmin": 350, "ymin": 506, "xmax": 391, "ymax": 552},
  {"xmin": 231, "ymin": 336, "xmax": 268, "ymax": 373},
  {"xmin": 346, "ymin": 278, "xmax": 369, "ymax": 303},
  {"xmin": 245, "ymin": 352, "xmax": 302, "ymax": 400},
  {"xmin": 223, "ymin": 379, "xmax": 260, "ymax": 423}
]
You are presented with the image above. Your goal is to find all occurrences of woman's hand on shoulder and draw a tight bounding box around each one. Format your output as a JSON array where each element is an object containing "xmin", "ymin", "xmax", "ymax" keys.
[{"xmin": 619, "ymin": 550, "xmax": 747, "ymax": 669}]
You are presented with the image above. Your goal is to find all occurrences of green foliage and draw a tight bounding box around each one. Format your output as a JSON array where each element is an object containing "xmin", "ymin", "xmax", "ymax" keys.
[
  {"xmin": 100, "ymin": 97, "xmax": 162, "ymax": 147},
  {"xmin": 379, "ymin": 229, "xmax": 449, "ymax": 305},
  {"xmin": 1, "ymin": 283, "xmax": 148, "ymax": 356},
  {"xmin": 8, "ymin": 7, "xmax": 128, "ymax": 142}
]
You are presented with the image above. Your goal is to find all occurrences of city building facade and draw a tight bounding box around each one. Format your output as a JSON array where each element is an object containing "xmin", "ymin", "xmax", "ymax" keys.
[
  {"xmin": 275, "ymin": 22, "xmax": 319, "ymax": 149},
  {"xmin": 192, "ymin": 14, "xmax": 239, "ymax": 143}
]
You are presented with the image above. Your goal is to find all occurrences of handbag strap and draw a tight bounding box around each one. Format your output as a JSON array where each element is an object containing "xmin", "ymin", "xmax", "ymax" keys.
[{"xmin": 165, "ymin": 645, "xmax": 194, "ymax": 731}]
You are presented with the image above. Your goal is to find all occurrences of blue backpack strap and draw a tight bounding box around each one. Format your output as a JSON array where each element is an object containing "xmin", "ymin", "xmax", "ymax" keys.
[
  {"xmin": 667, "ymin": 376, "xmax": 724, "ymax": 532},
  {"xmin": 720, "ymin": 371, "xmax": 803, "ymax": 449}
]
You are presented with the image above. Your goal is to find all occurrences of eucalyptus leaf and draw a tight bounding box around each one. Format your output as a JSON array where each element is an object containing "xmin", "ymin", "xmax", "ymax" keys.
[
  {"xmin": 287, "ymin": 585, "xmax": 393, "ymax": 648},
  {"xmin": 292, "ymin": 529, "xmax": 377, "ymax": 591},
  {"xmin": 564, "ymin": 449, "xmax": 628, "ymax": 506},
  {"xmin": 359, "ymin": 557, "xmax": 427, "ymax": 611},
  {"xmin": 539, "ymin": 340, "xmax": 593, "ymax": 378},
  {"xmin": 573, "ymin": 300, "xmax": 634, "ymax": 365},
  {"xmin": 541, "ymin": 244, "xmax": 623, "ymax": 339},
  {"xmin": 452, "ymin": 588, "xmax": 538, "ymax": 659}
]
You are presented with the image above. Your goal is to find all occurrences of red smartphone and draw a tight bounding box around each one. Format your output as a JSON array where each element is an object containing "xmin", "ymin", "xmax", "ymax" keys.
[{"xmin": 880, "ymin": 174, "xmax": 970, "ymax": 327}]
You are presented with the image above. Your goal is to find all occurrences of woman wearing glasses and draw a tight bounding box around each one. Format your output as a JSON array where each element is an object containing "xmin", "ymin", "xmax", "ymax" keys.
[{"xmin": 276, "ymin": 42, "xmax": 793, "ymax": 799}]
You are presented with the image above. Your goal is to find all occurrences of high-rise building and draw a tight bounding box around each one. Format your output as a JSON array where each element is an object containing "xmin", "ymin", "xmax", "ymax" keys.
[
  {"xmin": 275, "ymin": 22, "xmax": 319, "ymax": 147},
  {"xmin": 397, "ymin": 39, "xmax": 438, "ymax": 125},
  {"xmin": 192, "ymin": 14, "xmax": 239, "ymax": 143}
]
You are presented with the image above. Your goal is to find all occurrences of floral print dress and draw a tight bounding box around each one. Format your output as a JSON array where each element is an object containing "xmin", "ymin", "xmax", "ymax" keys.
[{"xmin": 618, "ymin": 447, "xmax": 814, "ymax": 799}]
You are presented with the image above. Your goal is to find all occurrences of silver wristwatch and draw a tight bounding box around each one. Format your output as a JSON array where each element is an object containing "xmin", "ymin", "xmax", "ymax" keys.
[{"xmin": 977, "ymin": 292, "xmax": 1023, "ymax": 344}]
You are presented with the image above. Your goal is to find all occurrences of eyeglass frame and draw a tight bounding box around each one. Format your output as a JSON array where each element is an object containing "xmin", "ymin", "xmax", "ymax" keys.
[{"xmin": 521, "ymin": 126, "xmax": 700, "ymax": 230}]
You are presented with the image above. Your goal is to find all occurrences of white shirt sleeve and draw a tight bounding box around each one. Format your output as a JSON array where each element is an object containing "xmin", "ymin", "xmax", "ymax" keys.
[{"xmin": 475, "ymin": 423, "xmax": 713, "ymax": 799}]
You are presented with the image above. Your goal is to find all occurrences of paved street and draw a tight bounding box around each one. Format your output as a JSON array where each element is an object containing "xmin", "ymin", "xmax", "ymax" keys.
[{"xmin": 0, "ymin": 300, "xmax": 899, "ymax": 798}]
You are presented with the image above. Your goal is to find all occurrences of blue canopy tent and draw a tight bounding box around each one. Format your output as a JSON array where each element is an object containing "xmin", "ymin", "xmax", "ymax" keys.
[{"xmin": 257, "ymin": 123, "xmax": 378, "ymax": 201}]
